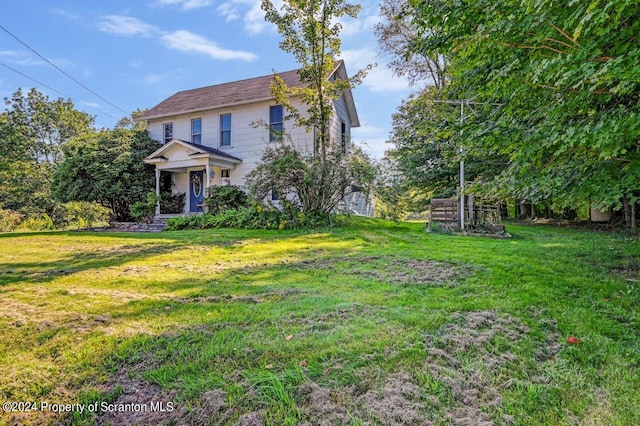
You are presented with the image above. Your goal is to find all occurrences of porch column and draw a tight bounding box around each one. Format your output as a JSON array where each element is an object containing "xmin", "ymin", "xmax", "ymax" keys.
[
  {"xmin": 205, "ymin": 163, "xmax": 211, "ymax": 196},
  {"xmin": 155, "ymin": 169, "xmax": 161, "ymax": 216}
]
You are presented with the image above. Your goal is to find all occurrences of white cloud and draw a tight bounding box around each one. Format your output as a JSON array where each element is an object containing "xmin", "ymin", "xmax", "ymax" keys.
[
  {"xmin": 243, "ymin": 0, "xmax": 268, "ymax": 35},
  {"xmin": 217, "ymin": 3, "xmax": 239, "ymax": 21},
  {"xmin": 97, "ymin": 15, "xmax": 158, "ymax": 37},
  {"xmin": 140, "ymin": 68, "xmax": 185, "ymax": 85},
  {"xmin": 155, "ymin": 0, "xmax": 213, "ymax": 10},
  {"xmin": 0, "ymin": 50, "xmax": 74, "ymax": 68},
  {"xmin": 51, "ymin": 8, "xmax": 81, "ymax": 20},
  {"xmin": 81, "ymin": 101, "xmax": 101, "ymax": 108},
  {"xmin": 97, "ymin": 15, "xmax": 257, "ymax": 62},
  {"xmin": 161, "ymin": 30, "xmax": 258, "ymax": 61},
  {"xmin": 216, "ymin": 0, "xmax": 280, "ymax": 35},
  {"xmin": 336, "ymin": 14, "xmax": 380, "ymax": 38}
]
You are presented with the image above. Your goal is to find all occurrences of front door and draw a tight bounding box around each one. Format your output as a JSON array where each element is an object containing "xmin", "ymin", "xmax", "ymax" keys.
[{"xmin": 189, "ymin": 170, "xmax": 204, "ymax": 212}]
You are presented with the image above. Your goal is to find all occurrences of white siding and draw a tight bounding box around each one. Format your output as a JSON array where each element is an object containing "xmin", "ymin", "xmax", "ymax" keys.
[
  {"xmin": 146, "ymin": 91, "xmax": 372, "ymax": 216},
  {"xmin": 147, "ymin": 99, "xmax": 316, "ymax": 188}
]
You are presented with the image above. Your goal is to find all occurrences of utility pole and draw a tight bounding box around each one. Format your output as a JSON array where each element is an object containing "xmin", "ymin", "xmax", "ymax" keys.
[{"xmin": 425, "ymin": 99, "xmax": 502, "ymax": 232}]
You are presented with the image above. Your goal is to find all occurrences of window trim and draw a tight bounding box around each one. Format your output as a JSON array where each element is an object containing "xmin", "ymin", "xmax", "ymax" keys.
[
  {"xmin": 163, "ymin": 122, "xmax": 173, "ymax": 144},
  {"xmin": 191, "ymin": 118, "xmax": 202, "ymax": 145},
  {"xmin": 269, "ymin": 105, "xmax": 284, "ymax": 142},
  {"xmin": 220, "ymin": 113, "xmax": 232, "ymax": 147}
]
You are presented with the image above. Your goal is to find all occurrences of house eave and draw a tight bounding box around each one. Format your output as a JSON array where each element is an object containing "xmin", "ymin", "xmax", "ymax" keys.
[{"xmin": 142, "ymin": 94, "xmax": 302, "ymax": 122}]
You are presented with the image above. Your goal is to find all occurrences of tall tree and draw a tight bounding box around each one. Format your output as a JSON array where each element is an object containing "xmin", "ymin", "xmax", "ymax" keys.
[
  {"xmin": 249, "ymin": 0, "xmax": 376, "ymax": 216},
  {"xmin": 115, "ymin": 108, "xmax": 149, "ymax": 131},
  {"xmin": 408, "ymin": 0, "xmax": 640, "ymax": 221},
  {"xmin": 53, "ymin": 129, "xmax": 160, "ymax": 221},
  {"xmin": 0, "ymin": 88, "xmax": 94, "ymax": 214},
  {"xmin": 374, "ymin": 0, "xmax": 448, "ymax": 88},
  {"xmin": 262, "ymin": 0, "xmax": 371, "ymax": 163},
  {"xmin": 4, "ymin": 88, "xmax": 94, "ymax": 168}
]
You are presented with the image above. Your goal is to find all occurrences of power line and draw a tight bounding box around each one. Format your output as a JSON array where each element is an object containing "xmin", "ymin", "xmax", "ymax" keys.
[
  {"xmin": 0, "ymin": 61, "xmax": 121, "ymax": 121},
  {"xmin": 0, "ymin": 23, "xmax": 129, "ymax": 115}
]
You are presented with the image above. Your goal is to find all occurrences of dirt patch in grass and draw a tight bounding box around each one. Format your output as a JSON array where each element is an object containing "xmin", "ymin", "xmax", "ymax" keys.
[
  {"xmin": 297, "ymin": 374, "xmax": 431, "ymax": 426},
  {"xmin": 169, "ymin": 288, "xmax": 305, "ymax": 305},
  {"xmin": 297, "ymin": 383, "xmax": 351, "ymax": 426},
  {"xmin": 424, "ymin": 310, "xmax": 529, "ymax": 425},
  {"xmin": 360, "ymin": 373, "xmax": 432, "ymax": 426},
  {"xmin": 296, "ymin": 255, "xmax": 477, "ymax": 287},
  {"xmin": 95, "ymin": 366, "xmax": 230, "ymax": 426}
]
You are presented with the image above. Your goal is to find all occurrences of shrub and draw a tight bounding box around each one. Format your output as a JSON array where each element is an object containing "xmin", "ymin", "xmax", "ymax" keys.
[
  {"xmin": 51, "ymin": 201, "xmax": 111, "ymax": 229},
  {"xmin": 130, "ymin": 192, "xmax": 159, "ymax": 223},
  {"xmin": 0, "ymin": 209, "xmax": 23, "ymax": 232},
  {"xmin": 160, "ymin": 192, "xmax": 185, "ymax": 214},
  {"xmin": 204, "ymin": 186, "xmax": 249, "ymax": 215},
  {"xmin": 164, "ymin": 202, "xmax": 346, "ymax": 231},
  {"xmin": 18, "ymin": 213, "xmax": 54, "ymax": 231}
]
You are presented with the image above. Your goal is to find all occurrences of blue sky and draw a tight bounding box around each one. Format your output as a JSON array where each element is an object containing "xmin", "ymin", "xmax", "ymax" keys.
[{"xmin": 0, "ymin": 0, "xmax": 413, "ymax": 157}]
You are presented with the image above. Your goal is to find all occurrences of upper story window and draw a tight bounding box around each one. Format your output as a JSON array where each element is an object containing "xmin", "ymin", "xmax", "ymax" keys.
[
  {"xmin": 220, "ymin": 113, "xmax": 231, "ymax": 147},
  {"xmin": 191, "ymin": 118, "xmax": 202, "ymax": 145},
  {"xmin": 163, "ymin": 122, "xmax": 173, "ymax": 144},
  {"xmin": 269, "ymin": 105, "xmax": 283, "ymax": 142}
]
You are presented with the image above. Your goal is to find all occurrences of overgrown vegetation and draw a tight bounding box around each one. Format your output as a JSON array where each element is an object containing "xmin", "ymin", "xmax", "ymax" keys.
[
  {"xmin": 0, "ymin": 202, "xmax": 110, "ymax": 232},
  {"xmin": 204, "ymin": 185, "xmax": 249, "ymax": 215},
  {"xmin": 1, "ymin": 87, "xmax": 157, "ymax": 226},
  {"xmin": 166, "ymin": 203, "xmax": 344, "ymax": 231},
  {"xmin": 1, "ymin": 221, "xmax": 638, "ymax": 425},
  {"xmin": 53, "ymin": 128, "xmax": 160, "ymax": 221},
  {"xmin": 378, "ymin": 0, "xmax": 640, "ymax": 225}
]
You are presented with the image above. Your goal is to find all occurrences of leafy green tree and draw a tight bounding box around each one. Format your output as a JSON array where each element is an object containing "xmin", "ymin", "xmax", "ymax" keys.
[
  {"xmin": 53, "ymin": 129, "xmax": 160, "ymax": 221},
  {"xmin": 408, "ymin": 0, "xmax": 640, "ymax": 223},
  {"xmin": 262, "ymin": 0, "xmax": 371, "ymax": 163},
  {"xmin": 255, "ymin": 0, "xmax": 376, "ymax": 216},
  {"xmin": 246, "ymin": 143, "xmax": 376, "ymax": 215},
  {"xmin": 0, "ymin": 88, "xmax": 94, "ymax": 215},
  {"xmin": 386, "ymin": 87, "xmax": 507, "ymax": 211},
  {"xmin": 115, "ymin": 108, "xmax": 149, "ymax": 131},
  {"xmin": 374, "ymin": 0, "xmax": 448, "ymax": 88},
  {"xmin": 4, "ymin": 88, "xmax": 94, "ymax": 167}
]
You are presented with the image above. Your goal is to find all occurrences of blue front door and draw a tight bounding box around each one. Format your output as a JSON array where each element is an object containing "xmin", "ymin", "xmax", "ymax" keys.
[{"xmin": 189, "ymin": 170, "xmax": 204, "ymax": 212}]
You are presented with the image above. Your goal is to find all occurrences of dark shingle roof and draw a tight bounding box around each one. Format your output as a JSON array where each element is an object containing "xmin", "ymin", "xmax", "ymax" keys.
[
  {"xmin": 179, "ymin": 140, "xmax": 242, "ymax": 162},
  {"xmin": 142, "ymin": 69, "xmax": 304, "ymax": 120}
]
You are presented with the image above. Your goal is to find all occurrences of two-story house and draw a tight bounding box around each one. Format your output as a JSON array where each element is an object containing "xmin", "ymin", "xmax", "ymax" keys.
[{"xmin": 142, "ymin": 60, "xmax": 372, "ymax": 216}]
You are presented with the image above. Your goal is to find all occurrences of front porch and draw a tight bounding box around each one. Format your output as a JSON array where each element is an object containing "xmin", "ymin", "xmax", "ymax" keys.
[{"xmin": 143, "ymin": 139, "xmax": 242, "ymax": 215}]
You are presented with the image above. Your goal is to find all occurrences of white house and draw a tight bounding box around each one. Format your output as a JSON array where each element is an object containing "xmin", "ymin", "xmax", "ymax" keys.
[{"xmin": 142, "ymin": 61, "xmax": 373, "ymax": 216}]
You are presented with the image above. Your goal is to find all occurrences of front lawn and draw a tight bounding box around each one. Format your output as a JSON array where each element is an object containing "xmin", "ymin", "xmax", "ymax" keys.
[{"xmin": 0, "ymin": 219, "xmax": 638, "ymax": 425}]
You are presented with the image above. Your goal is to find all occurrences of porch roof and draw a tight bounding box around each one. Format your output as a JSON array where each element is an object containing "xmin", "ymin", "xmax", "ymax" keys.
[{"xmin": 144, "ymin": 139, "xmax": 242, "ymax": 167}]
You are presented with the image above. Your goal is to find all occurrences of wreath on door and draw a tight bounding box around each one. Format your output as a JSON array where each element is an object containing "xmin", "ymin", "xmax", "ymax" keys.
[{"xmin": 191, "ymin": 173, "xmax": 202, "ymax": 197}]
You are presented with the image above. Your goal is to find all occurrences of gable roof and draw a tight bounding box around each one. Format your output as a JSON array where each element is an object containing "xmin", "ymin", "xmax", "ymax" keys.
[
  {"xmin": 141, "ymin": 61, "xmax": 360, "ymax": 127},
  {"xmin": 141, "ymin": 69, "xmax": 304, "ymax": 121},
  {"xmin": 144, "ymin": 139, "xmax": 242, "ymax": 164}
]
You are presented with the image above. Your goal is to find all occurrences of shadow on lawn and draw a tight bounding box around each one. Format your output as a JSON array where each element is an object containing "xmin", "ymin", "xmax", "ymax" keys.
[{"xmin": 0, "ymin": 243, "xmax": 185, "ymax": 286}]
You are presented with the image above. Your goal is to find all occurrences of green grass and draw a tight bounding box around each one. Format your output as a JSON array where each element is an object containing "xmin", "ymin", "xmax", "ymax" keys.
[{"xmin": 0, "ymin": 219, "xmax": 638, "ymax": 425}]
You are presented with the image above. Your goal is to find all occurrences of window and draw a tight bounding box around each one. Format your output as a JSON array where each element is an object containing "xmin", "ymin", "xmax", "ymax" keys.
[
  {"xmin": 271, "ymin": 188, "xmax": 280, "ymax": 201},
  {"xmin": 220, "ymin": 114, "xmax": 231, "ymax": 146},
  {"xmin": 341, "ymin": 121, "xmax": 347, "ymax": 153},
  {"xmin": 269, "ymin": 105, "xmax": 283, "ymax": 141},
  {"xmin": 220, "ymin": 169, "xmax": 231, "ymax": 185},
  {"xmin": 191, "ymin": 118, "xmax": 202, "ymax": 145},
  {"xmin": 163, "ymin": 122, "xmax": 173, "ymax": 144}
]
